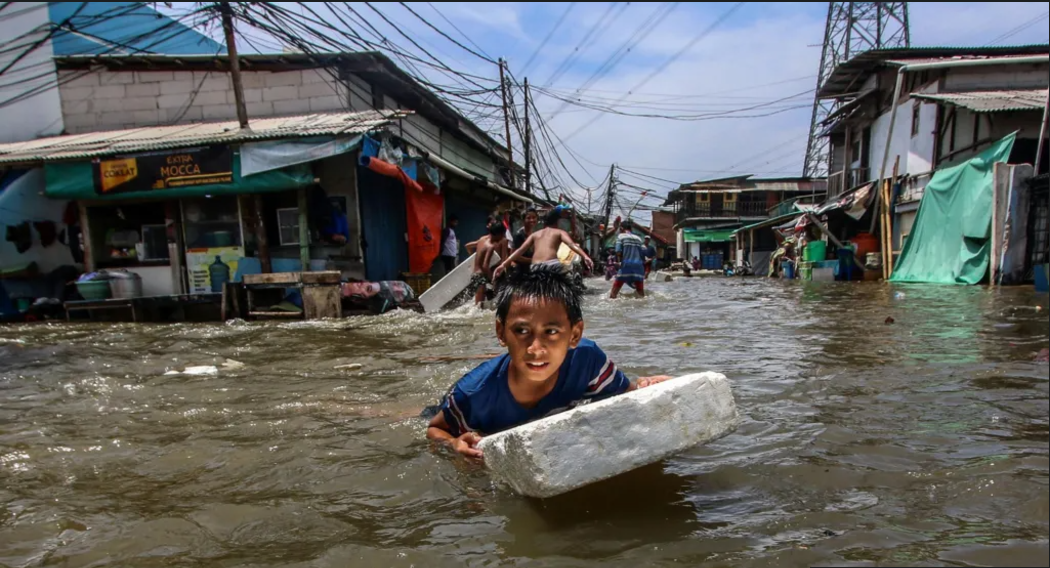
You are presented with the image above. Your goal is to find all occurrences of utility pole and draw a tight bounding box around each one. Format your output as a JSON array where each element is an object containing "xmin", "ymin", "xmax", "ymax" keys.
[
  {"xmin": 220, "ymin": 2, "xmax": 249, "ymax": 129},
  {"xmin": 498, "ymin": 58, "xmax": 515, "ymax": 187},
  {"xmin": 524, "ymin": 77, "xmax": 532, "ymax": 195},
  {"xmin": 603, "ymin": 164, "xmax": 617, "ymax": 232},
  {"xmin": 1038, "ymin": 87, "xmax": 1049, "ymax": 263},
  {"xmin": 220, "ymin": 2, "xmax": 270, "ymax": 272}
]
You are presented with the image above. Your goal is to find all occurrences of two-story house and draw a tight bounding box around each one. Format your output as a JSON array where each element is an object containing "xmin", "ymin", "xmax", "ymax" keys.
[
  {"xmin": 663, "ymin": 175, "xmax": 827, "ymax": 263},
  {"xmin": 818, "ymin": 44, "xmax": 1048, "ymax": 265}
]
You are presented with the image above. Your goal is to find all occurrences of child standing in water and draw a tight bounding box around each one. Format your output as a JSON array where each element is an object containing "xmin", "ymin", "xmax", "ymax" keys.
[{"xmin": 467, "ymin": 222, "xmax": 507, "ymax": 306}]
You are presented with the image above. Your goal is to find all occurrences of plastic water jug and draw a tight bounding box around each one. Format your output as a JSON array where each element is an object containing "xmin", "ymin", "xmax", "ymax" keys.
[{"xmin": 209, "ymin": 256, "xmax": 230, "ymax": 293}]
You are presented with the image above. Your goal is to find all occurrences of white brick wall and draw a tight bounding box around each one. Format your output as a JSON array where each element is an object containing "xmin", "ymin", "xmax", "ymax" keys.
[
  {"xmin": 273, "ymin": 98, "xmax": 311, "ymax": 115},
  {"xmin": 58, "ymin": 69, "xmax": 327, "ymax": 131},
  {"xmin": 262, "ymin": 85, "xmax": 298, "ymax": 102},
  {"xmin": 54, "ymin": 67, "xmax": 504, "ymax": 186}
]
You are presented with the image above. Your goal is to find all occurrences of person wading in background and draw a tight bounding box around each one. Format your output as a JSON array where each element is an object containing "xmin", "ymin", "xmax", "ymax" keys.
[
  {"xmin": 512, "ymin": 208, "xmax": 540, "ymax": 267},
  {"xmin": 441, "ymin": 215, "xmax": 460, "ymax": 274},
  {"xmin": 611, "ymin": 221, "xmax": 646, "ymax": 299}
]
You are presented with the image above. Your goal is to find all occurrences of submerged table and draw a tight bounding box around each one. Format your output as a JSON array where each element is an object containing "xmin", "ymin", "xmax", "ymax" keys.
[{"xmin": 64, "ymin": 294, "xmax": 222, "ymax": 322}]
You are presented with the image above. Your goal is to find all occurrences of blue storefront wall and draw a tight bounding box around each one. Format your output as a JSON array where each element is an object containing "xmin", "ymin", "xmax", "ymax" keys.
[
  {"xmin": 358, "ymin": 168, "xmax": 408, "ymax": 282},
  {"xmin": 444, "ymin": 190, "xmax": 493, "ymax": 262}
]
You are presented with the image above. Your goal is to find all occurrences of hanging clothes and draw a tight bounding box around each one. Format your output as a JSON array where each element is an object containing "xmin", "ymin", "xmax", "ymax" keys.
[
  {"xmin": 33, "ymin": 221, "xmax": 57, "ymax": 247},
  {"xmin": 5, "ymin": 222, "xmax": 32, "ymax": 254}
]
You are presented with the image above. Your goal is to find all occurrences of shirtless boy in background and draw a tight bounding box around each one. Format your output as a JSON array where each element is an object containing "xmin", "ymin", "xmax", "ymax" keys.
[
  {"xmin": 468, "ymin": 222, "xmax": 507, "ymax": 305},
  {"xmin": 494, "ymin": 208, "xmax": 593, "ymax": 279},
  {"xmin": 465, "ymin": 216, "xmax": 510, "ymax": 263}
]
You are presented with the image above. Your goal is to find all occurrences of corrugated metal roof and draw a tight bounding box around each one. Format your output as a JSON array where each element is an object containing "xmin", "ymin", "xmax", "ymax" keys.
[
  {"xmin": 886, "ymin": 54, "xmax": 1050, "ymax": 67},
  {"xmin": 818, "ymin": 44, "xmax": 1050, "ymax": 98},
  {"xmin": 0, "ymin": 110, "xmax": 406, "ymax": 165},
  {"xmin": 912, "ymin": 89, "xmax": 1048, "ymax": 113}
]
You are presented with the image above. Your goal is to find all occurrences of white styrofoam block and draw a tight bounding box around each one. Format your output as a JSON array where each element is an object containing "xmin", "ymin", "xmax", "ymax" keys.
[
  {"xmin": 477, "ymin": 372, "xmax": 738, "ymax": 498},
  {"xmin": 419, "ymin": 252, "xmax": 500, "ymax": 312}
]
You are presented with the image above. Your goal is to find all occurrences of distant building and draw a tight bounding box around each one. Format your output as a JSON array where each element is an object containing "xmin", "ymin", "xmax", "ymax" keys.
[{"xmin": 662, "ymin": 175, "xmax": 826, "ymax": 262}]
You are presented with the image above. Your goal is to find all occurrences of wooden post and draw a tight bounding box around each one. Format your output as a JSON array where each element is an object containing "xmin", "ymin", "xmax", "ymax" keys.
[
  {"xmin": 524, "ymin": 78, "xmax": 531, "ymax": 194},
  {"xmin": 297, "ymin": 188, "xmax": 310, "ymax": 272},
  {"xmin": 220, "ymin": 282, "xmax": 229, "ymax": 322},
  {"xmin": 749, "ymin": 230, "xmax": 754, "ymax": 264},
  {"xmin": 498, "ymin": 59, "xmax": 514, "ymax": 179},
  {"xmin": 78, "ymin": 202, "xmax": 94, "ymax": 273},
  {"xmin": 220, "ymin": 2, "xmax": 249, "ymax": 129},
  {"xmin": 881, "ymin": 178, "xmax": 891, "ymax": 280},
  {"xmin": 884, "ymin": 157, "xmax": 899, "ymax": 279},
  {"xmin": 253, "ymin": 194, "xmax": 271, "ymax": 273}
]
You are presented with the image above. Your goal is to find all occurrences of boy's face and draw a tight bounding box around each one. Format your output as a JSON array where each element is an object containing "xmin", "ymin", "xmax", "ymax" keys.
[
  {"xmin": 524, "ymin": 212, "xmax": 539, "ymax": 230},
  {"xmin": 496, "ymin": 297, "xmax": 584, "ymax": 385}
]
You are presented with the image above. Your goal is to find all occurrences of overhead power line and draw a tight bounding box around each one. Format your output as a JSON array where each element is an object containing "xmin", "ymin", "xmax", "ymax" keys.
[
  {"xmin": 559, "ymin": 2, "xmax": 747, "ymax": 143},
  {"xmin": 544, "ymin": 2, "xmax": 627, "ymax": 86},
  {"xmin": 520, "ymin": 2, "xmax": 577, "ymax": 76},
  {"xmin": 396, "ymin": 2, "xmax": 498, "ymax": 64},
  {"xmin": 986, "ymin": 11, "xmax": 1050, "ymax": 46},
  {"xmin": 424, "ymin": 2, "xmax": 493, "ymax": 60},
  {"xmin": 549, "ymin": 2, "xmax": 681, "ymax": 120}
]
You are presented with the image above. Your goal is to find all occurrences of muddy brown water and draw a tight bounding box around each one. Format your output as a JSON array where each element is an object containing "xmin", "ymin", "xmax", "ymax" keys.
[{"xmin": 1, "ymin": 278, "xmax": 1048, "ymax": 568}]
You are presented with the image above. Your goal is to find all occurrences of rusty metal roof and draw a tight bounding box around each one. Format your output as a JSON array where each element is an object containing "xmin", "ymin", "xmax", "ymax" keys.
[
  {"xmin": 0, "ymin": 110, "xmax": 405, "ymax": 165},
  {"xmin": 911, "ymin": 89, "xmax": 1048, "ymax": 113},
  {"xmin": 818, "ymin": 45, "xmax": 1050, "ymax": 99}
]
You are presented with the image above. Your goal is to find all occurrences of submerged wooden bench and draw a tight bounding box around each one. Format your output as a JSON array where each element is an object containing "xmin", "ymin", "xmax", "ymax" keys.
[
  {"xmin": 64, "ymin": 294, "xmax": 222, "ymax": 322},
  {"xmin": 242, "ymin": 272, "xmax": 342, "ymax": 320}
]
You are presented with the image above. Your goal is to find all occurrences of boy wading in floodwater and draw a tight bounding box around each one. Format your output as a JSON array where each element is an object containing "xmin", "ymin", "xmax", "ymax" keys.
[
  {"xmin": 426, "ymin": 265, "xmax": 672, "ymax": 458},
  {"xmin": 466, "ymin": 222, "xmax": 507, "ymax": 306}
]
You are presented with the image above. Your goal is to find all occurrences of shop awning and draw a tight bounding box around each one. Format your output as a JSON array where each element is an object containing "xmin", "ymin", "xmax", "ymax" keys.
[
  {"xmin": 730, "ymin": 212, "xmax": 806, "ymax": 236},
  {"xmin": 44, "ymin": 152, "xmax": 314, "ymax": 201},
  {"xmin": 0, "ymin": 110, "xmax": 404, "ymax": 165},
  {"xmin": 911, "ymin": 88, "xmax": 1048, "ymax": 113},
  {"xmin": 683, "ymin": 228, "xmax": 736, "ymax": 243}
]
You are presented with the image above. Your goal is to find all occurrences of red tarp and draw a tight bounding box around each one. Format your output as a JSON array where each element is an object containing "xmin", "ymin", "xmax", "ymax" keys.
[{"xmin": 405, "ymin": 185, "xmax": 443, "ymax": 273}]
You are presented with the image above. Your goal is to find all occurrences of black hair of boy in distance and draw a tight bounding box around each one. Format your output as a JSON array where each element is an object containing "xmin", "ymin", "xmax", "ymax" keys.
[
  {"xmin": 495, "ymin": 264, "xmax": 584, "ymax": 324},
  {"xmin": 488, "ymin": 221, "xmax": 505, "ymax": 238},
  {"xmin": 544, "ymin": 208, "xmax": 562, "ymax": 227}
]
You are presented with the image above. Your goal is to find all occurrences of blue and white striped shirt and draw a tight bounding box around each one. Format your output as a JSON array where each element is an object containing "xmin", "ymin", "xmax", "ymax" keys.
[{"xmin": 440, "ymin": 339, "xmax": 631, "ymax": 437}]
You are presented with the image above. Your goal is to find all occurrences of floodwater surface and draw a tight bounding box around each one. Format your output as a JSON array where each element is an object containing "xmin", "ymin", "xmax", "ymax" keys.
[{"xmin": 1, "ymin": 278, "xmax": 1048, "ymax": 568}]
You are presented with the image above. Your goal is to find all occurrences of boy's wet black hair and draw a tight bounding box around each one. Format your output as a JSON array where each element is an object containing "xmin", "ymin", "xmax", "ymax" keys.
[
  {"xmin": 495, "ymin": 264, "xmax": 583, "ymax": 324},
  {"xmin": 487, "ymin": 221, "xmax": 505, "ymax": 238},
  {"xmin": 543, "ymin": 208, "xmax": 562, "ymax": 227}
]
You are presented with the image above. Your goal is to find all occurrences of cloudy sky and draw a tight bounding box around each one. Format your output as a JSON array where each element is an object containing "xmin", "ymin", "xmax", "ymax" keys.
[{"xmin": 205, "ymin": 1, "xmax": 1049, "ymax": 215}]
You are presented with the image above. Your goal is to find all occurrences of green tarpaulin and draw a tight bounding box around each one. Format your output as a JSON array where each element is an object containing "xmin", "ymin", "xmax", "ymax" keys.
[
  {"xmin": 45, "ymin": 154, "xmax": 314, "ymax": 201},
  {"xmin": 890, "ymin": 133, "xmax": 1016, "ymax": 285},
  {"xmin": 684, "ymin": 228, "xmax": 736, "ymax": 243}
]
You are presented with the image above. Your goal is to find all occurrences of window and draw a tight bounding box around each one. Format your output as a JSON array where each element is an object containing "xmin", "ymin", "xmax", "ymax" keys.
[
  {"xmin": 140, "ymin": 225, "xmax": 170, "ymax": 261},
  {"xmin": 911, "ymin": 102, "xmax": 922, "ymax": 137},
  {"xmin": 723, "ymin": 192, "xmax": 737, "ymax": 212},
  {"xmin": 277, "ymin": 208, "xmax": 300, "ymax": 246},
  {"xmin": 697, "ymin": 192, "xmax": 710, "ymax": 203}
]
